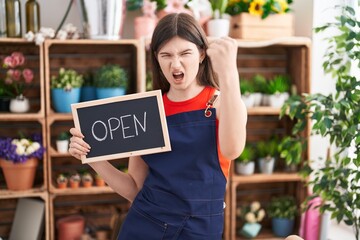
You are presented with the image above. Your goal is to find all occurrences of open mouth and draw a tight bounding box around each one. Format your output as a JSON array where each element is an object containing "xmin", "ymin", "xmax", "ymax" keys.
[{"xmin": 173, "ymin": 72, "xmax": 184, "ymax": 80}]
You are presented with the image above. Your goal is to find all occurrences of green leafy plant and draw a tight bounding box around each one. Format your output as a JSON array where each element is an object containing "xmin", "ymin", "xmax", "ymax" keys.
[
  {"xmin": 210, "ymin": 0, "xmax": 229, "ymax": 19},
  {"xmin": 240, "ymin": 79, "xmax": 255, "ymax": 95},
  {"xmin": 279, "ymin": 4, "xmax": 360, "ymax": 239},
  {"xmin": 236, "ymin": 144, "xmax": 255, "ymax": 164},
  {"xmin": 252, "ymin": 74, "xmax": 267, "ymax": 94},
  {"xmin": 266, "ymin": 75, "xmax": 290, "ymax": 95},
  {"xmin": 82, "ymin": 70, "xmax": 95, "ymax": 87},
  {"xmin": 256, "ymin": 139, "xmax": 278, "ymax": 159},
  {"xmin": 226, "ymin": 0, "xmax": 293, "ymax": 19},
  {"xmin": 267, "ymin": 196, "xmax": 297, "ymax": 219},
  {"xmin": 57, "ymin": 131, "xmax": 70, "ymax": 141},
  {"xmin": 51, "ymin": 68, "xmax": 84, "ymax": 90},
  {"xmin": 94, "ymin": 64, "xmax": 128, "ymax": 88}
]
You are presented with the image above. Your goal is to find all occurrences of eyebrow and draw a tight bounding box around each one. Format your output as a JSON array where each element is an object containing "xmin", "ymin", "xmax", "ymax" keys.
[{"xmin": 158, "ymin": 49, "xmax": 193, "ymax": 56}]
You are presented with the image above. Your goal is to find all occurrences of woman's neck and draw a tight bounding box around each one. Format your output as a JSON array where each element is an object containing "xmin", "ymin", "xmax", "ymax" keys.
[{"xmin": 167, "ymin": 85, "xmax": 205, "ymax": 102}]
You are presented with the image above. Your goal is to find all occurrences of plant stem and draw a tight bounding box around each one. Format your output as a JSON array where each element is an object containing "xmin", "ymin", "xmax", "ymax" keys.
[{"xmin": 54, "ymin": 0, "xmax": 74, "ymax": 39}]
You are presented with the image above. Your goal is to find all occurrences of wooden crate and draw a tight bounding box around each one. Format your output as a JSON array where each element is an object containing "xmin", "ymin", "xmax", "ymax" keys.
[
  {"xmin": 43, "ymin": 39, "xmax": 146, "ymax": 115},
  {"xmin": 0, "ymin": 120, "xmax": 48, "ymax": 191},
  {"xmin": 229, "ymin": 13, "xmax": 294, "ymax": 40},
  {"xmin": 226, "ymin": 38, "xmax": 311, "ymax": 240},
  {"xmin": 231, "ymin": 180, "xmax": 306, "ymax": 240},
  {"xmin": 49, "ymin": 193, "xmax": 130, "ymax": 240},
  {"xmin": 0, "ymin": 194, "xmax": 50, "ymax": 240},
  {"xmin": 0, "ymin": 39, "xmax": 45, "ymax": 116}
]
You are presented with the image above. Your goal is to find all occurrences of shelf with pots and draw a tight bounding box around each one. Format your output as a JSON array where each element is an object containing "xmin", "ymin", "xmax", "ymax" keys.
[{"xmin": 227, "ymin": 38, "xmax": 311, "ymax": 240}]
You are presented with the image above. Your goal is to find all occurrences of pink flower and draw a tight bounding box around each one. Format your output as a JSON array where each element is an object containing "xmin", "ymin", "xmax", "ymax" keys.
[
  {"xmin": 12, "ymin": 70, "xmax": 21, "ymax": 81},
  {"xmin": 23, "ymin": 69, "xmax": 34, "ymax": 83},
  {"xmin": 11, "ymin": 52, "xmax": 25, "ymax": 66},
  {"xmin": 142, "ymin": 0, "xmax": 157, "ymax": 18}
]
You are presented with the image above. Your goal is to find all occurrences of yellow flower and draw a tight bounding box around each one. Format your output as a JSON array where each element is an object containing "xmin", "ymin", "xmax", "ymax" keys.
[
  {"xmin": 248, "ymin": 0, "xmax": 265, "ymax": 16},
  {"xmin": 272, "ymin": 0, "xmax": 288, "ymax": 14}
]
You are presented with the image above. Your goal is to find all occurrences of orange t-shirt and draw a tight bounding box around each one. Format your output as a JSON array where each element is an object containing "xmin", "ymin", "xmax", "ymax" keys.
[{"xmin": 163, "ymin": 86, "xmax": 231, "ymax": 179}]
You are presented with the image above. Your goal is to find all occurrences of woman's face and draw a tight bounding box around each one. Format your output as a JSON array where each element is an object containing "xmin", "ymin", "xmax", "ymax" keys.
[{"xmin": 157, "ymin": 36, "xmax": 204, "ymax": 92}]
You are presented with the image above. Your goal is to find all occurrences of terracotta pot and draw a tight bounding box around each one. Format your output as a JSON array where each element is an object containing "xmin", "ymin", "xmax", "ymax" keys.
[
  {"xmin": 69, "ymin": 181, "xmax": 80, "ymax": 188},
  {"xmin": 0, "ymin": 157, "xmax": 38, "ymax": 190},
  {"xmin": 57, "ymin": 182, "xmax": 68, "ymax": 189},
  {"xmin": 95, "ymin": 178, "xmax": 105, "ymax": 187},
  {"xmin": 82, "ymin": 180, "xmax": 92, "ymax": 188},
  {"xmin": 56, "ymin": 215, "xmax": 85, "ymax": 240}
]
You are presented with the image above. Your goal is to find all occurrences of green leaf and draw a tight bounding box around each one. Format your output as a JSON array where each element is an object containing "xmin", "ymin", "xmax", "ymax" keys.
[
  {"xmin": 346, "ymin": 18, "xmax": 356, "ymax": 27},
  {"xmin": 346, "ymin": 31, "xmax": 356, "ymax": 40},
  {"xmin": 324, "ymin": 117, "xmax": 332, "ymax": 129},
  {"xmin": 346, "ymin": 42, "xmax": 355, "ymax": 51},
  {"xmin": 345, "ymin": 6, "xmax": 355, "ymax": 15}
]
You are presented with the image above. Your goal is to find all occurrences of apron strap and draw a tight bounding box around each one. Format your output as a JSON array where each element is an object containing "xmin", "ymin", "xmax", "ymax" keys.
[{"xmin": 204, "ymin": 90, "xmax": 220, "ymax": 117}]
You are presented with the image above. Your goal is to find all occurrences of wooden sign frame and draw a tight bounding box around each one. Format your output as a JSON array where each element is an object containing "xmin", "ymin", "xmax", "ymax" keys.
[{"xmin": 71, "ymin": 90, "xmax": 171, "ymax": 164}]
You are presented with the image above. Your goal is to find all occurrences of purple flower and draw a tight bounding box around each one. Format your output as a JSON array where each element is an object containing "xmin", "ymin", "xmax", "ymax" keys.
[{"xmin": 0, "ymin": 133, "xmax": 45, "ymax": 164}]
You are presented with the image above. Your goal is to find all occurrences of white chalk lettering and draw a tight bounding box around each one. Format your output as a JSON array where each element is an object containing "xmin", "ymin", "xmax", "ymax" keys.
[
  {"xmin": 120, "ymin": 115, "xmax": 135, "ymax": 139},
  {"xmin": 92, "ymin": 120, "xmax": 107, "ymax": 141},
  {"xmin": 108, "ymin": 117, "xmax": 121, "ymax": 140},
  {"xmin": 91, "ymin": 112, "xmax": 148, "ymax": 141},
  {"xmin": 133, "ymin": 112, "xmax": 147, "ymax": 136}
]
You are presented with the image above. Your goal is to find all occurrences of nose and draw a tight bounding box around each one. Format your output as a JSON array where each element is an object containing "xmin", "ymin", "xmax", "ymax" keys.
[{"xmin": 171, "ymin": 56, "xmax": 181, "ymax": 69}]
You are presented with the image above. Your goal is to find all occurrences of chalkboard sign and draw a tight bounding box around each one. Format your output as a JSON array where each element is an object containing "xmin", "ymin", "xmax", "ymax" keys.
[{"xmin": 71, "ymin": 90, "xmax": 171, "ymax": 164}]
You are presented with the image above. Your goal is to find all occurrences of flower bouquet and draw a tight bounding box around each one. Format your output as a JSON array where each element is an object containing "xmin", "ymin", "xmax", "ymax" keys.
[
  {"xmin": 0, "ymin": 133, "xmax": 45, "ymax": 190},
  {"xmin": 237, "ymin": 201, "xmax": 266, "ymax": 238},
  {"xmin": 2, "ymin": 52, "xmax": 34, "ymax": 112}
]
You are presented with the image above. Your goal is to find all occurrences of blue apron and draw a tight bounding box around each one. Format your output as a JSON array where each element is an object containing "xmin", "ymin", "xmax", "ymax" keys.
[{"xmin": 117, "ymin": 107, "xmax": 227, "ymax": 240}]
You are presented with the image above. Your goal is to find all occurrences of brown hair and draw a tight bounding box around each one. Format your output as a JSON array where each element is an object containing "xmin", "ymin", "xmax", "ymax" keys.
[{"xmin": 150, "ymin": 13, "xmax": 218, "ymax": 93}]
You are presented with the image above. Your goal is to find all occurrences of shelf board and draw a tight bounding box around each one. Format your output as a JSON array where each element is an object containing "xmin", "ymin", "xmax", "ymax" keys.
[
  {"xmin": 235, "ymin": 228, "xmax": 287, "ymax": 240},
  {"xmin": 247, "ymin": 106, "xmax": 281, "ymax": 115},
  {"xmin": 0, "ymin": 188, "xmax": 47, "ymax": 199},
  {"xmin": 236, "ymin": 36, "xmax": 311, "ymax": 48},
  {"xmin": 50, "ymin": 186, "xmax": 114, "ymax": 195},
  {"xmin": 231, "ymin": 173, "xmax": 302, "ymax": 184},
  {"xmin": 47, "ymin": 113, "xmax": 73, "ymax": 121},
  {"xmin": 0, "ymin": 113, "xmax": 44, "ymax": 121}
]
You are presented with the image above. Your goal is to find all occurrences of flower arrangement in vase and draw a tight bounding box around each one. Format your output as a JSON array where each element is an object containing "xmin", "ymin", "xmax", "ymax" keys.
[
  {"xmin": 69, "ymin": 172, "xmax": 81, "ymax": 188},
  {"xmin": 0, "ymin": 133, "xmax": 45, "ymax": 190},
  {"xmin": 2, "ymin": 52, "xmax": 34, "ymax": 113},
  {"xmin": 57, "ymin": 173, "xmax": 68, "ymax": 189},
  {"xmin": 81, "ymin": 172, "xmax": 93, "ymax": 188},
  {"xmin": 237, "ymin": 201, "xmax": 266, "ymax": 238}
]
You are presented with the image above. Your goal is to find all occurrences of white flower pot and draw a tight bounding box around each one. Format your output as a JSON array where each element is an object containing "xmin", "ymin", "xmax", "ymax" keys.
[
  {"xmin": 56, "ymin": 140, "xmax": 69, "ymax": 153},
  {"xmin": 235, "ymin": 161, "xmax": 255, "ymax": 175},
  {"xmin": 253, "ymin": 92, "xmax": 263, "ymax": 106},
  {"xmin": 269, "ymin": 93, "xmax": 289, "ymax": 108},
  {"xmin": 241, "ymin": 94, "xmax": 255, "ymax": 108},
  {"xmin": 9, "ymin": 95, "xmax": 30, "ymax": 113},
  {"xmin": 207, "ymin": 19, "xmax": 230, "ymax": 38},
  {"xmin": 258, "ymin": 157, "xmax": 275, "ymax": 174}
]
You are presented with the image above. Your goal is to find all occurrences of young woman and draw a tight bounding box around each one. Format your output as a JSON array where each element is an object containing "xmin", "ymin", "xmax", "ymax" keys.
[{"xmin": 69, "ymin": 13, "xmax": 247, "ymax": 239}]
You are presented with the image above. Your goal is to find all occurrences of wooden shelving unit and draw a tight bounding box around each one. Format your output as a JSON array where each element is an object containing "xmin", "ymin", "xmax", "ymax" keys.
[
  {"xmin": 0, "ymin": 37, "xmax": 310, "ymax": 240},
  {"xmin": 0, "ymin": 38, "xmax": 49, "ymax": 240},
  {"xmin": 225, "ymin": 38, "xmax": 311, "ymax": 240}
]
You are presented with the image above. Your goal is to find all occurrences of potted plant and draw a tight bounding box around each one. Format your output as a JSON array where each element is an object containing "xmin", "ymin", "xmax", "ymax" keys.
[
  {"xmin": 207, "ymin": 0, "xmax": 230, "ymax": 37},
  {"xmin": 279, "ymin": 4, "xmax": 360, "ymax": 239},
  {"xmin": 56, "ymin": 131, "xmax": 70, "ymax": 154},
  {"xmin": 240, "ymin": 79, "xmax": 255, "ymax": 108},
  {"xmin": 94, "ymin": 64, "xmax": 128, "ymax": 99},
  {"xmin": 235, "ymin": 144, "xmax": 255, "ymax": 175},
  {"xmin": 51, "ymin": 68, "xmax": 83, "ymax": 113},
  {"xmin": 266, "ymin": 75, "xmax": 290, "ymax": 108},
  {"xmin": 81, "ymin": 172, "xmax": 93, "ymax": 188},
  {"xmin": 56, "ymin": 173, "xmax": 68, "ymax": 189},
  {"xmin": 251, "ymin": 74, "xmax": 267, "ymax": 106},
  {"xmin": 95, "ymin": 173, "xmax": 106, "ymax": 187},
  {"xmin": 226, "ymin": 0, "xmax": 294, "ymax": 40},
  {"xmin": 237, "ymin": 201, "xmax": 266, "ymax": 238},
  {"xmin": 0, "ymin": 133, "xmax": 45, "ymax": 190},
  {"xmin": 267, "ymin": 196, "xmax": 297, "ymax": 237},
  {"xmin": 80, "ymin": 70, "xmax": 96, "ymax": 102},
  {"xmin": 69, "ymin": 172, "xmax": 81, "ymax": 188},
  {"xmin": 256, "ymin": 139, "xmax": 277, "ymax": 174},
  {"xmin": 2, "ymin": 52, "xmax": 34, "ymax": 113}
]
